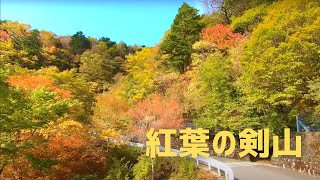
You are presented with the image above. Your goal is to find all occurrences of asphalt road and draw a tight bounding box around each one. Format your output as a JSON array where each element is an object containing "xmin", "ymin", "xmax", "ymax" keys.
[
  {"xmin": 213, "ymin": 157, "xmax": 320, "ymax": 180},
  {"xmin": 129, "ymin": 142, "xmax": 319, "ymax": 180}
]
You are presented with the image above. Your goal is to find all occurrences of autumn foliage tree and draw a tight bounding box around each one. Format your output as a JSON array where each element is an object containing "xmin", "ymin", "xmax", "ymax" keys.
[
  {"xmin": 92, "ymin": 92, "xmax": 130, "ymax": 134},
  {"xmin": 0, "ymin": 71, "xmax": 75, "ymax": 177},
  {"xmin": 2, "ymin": 0, "xmax": 320, "ymax": 178},
  {"xmin": 128, "ymin": 94, "xmax": 184, "ymax": 141},
  {"xmin": 35, "ymin": 67, "xmax": 95, "ymax": 122},
  {"xmin": 114, "ymin": 48, "xmax": 157, "ymax": 103},
  {"xmin": 201, "ymin": 24, "xmax": 245, "ymax": 50},
  {"xmin": 38, "ymin": 121, "xmax": 106, "ymax": 179},
  {"xmin": 7, "ymin": 73, "xmax": 72, "ymax": 98},
  {"xmin": 1, "ymin": 120, "xmax": 107, "ymax": 179}
]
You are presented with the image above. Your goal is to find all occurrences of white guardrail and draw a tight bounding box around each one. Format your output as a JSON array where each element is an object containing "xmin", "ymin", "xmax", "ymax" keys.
[{"xmin": 128, "ymin": 142, "xmax": 235, "ymax": 180}]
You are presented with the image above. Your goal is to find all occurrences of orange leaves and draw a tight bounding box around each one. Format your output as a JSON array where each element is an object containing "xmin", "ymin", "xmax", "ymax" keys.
[
  {"xmin": 7, "ymin": 74, "xmax": 72, "ymax": 98},
  {"xmin": 201, "ymin": 24, "xmax": 245, "ymax": 50},
  {"xmin": 8, "ymin": 74, "xmax": 53, "ymax": 89},
  {"xmin": 92, "ymin": 93, "xmax": 130, "ymax": 133},
  {"xmin": 52, "ymin": 87, "xmax": 72, "ymax": 99},
  {"xmin": 48, "ymin": 134, "xmax": 87, "ymax": 151},
  {"xmin": 43, "ymin": 45, "xmax": 57, "ymax": 54},
  {"xmin": 41, "ymin": 120, "xmax": 88, "ymax": 155},
  {"xmin": 0, "ymin": 30, "xmax": 11, "ymax": 42},
  {"xmin": 2, "ymin": 121, "xmax": 107, "ymax": 180},
  {"xmin": 1, "ymin": 156, "xmax": 45, "ymax": 180},
  {"xmin": 129, "ymin": 94, "xmax": 184, "ymax": 140},
  {"xmin": 42, "ymin": 130, "xmax": 106, "ymax": 179}
]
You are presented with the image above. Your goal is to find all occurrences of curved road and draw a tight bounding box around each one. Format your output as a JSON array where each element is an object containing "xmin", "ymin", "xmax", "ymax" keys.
[
  {"xmin": 212, "ymin": 157, "xmax": 319, "ymax": 180},
  {"xmin": 129, "ymin": 142, "xmax": 319, "ymax": 180}
]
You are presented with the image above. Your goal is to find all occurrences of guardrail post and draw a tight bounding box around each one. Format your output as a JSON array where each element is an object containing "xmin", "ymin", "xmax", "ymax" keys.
[
  {"xmin": 129, "ymin": 142, "xmax": 234, "ymax": 180},
  {"xmin": 296, "ymin": 115, "xmax": 300, "ymax": 133}
]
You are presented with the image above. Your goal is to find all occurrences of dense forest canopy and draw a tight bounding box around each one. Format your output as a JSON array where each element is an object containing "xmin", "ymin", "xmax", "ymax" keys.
[{"xmin": 0, "ymin": 0, "xmax": 320, "ymax": 179}]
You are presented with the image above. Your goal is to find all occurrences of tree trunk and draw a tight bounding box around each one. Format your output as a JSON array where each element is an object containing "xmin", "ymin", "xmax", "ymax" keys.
[
  {"xmin": 222, "ymin": 6, "xmax": 231, "ymax": 24},
  {"xmin": 0, "ymin": 164, "xmax": 5, "ymax": 176},
  {"xmin": 151, "ymin": 158, "xmax": 154, "ymax": 180}
]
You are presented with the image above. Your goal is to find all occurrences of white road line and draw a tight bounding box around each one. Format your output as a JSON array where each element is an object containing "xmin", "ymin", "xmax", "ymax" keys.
[{"xmin": 226, "ymin": 162, "xmax": 259, "ymax": 167}]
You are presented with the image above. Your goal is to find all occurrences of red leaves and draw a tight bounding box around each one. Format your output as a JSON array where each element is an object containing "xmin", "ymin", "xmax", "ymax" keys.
[
  {"xmin": 7, "ymin": 74, "xmax": 72, "ymax": 98},
  {"xmin": 201, "ymin": 24, "xmax": 245, "ymax": 50},
  {"xmin": 129, "ymin": 94, "xmax": 184, "ymax": 141},
  {"xmin": 0, "ymin": 30, "xmax": 11, "ymax": 42}
]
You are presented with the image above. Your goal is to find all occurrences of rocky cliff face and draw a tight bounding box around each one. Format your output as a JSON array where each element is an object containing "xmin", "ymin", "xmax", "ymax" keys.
[{"xmin": 271, "ymin": 132, "xmax": 320, "ymax": 176}]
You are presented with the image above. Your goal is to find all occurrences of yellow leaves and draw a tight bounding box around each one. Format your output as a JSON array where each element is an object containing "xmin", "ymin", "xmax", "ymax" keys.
[
  {"xmin": 40, "ymin": 120, "xmax": 84, "ymax": 138},
  {"xmin": 43, "ymin": 46, "xmax": 57, "ymax": 54},
  {"xmin": 0, "ymin": 39, "xmax": 14, "ymax": 49},
  {"xmin": 0, "ymin": 41, "xmax": 15, "ymax": 65},
  {"xmin": 99, "ymin": 129, "xmax": 125, "ymax": 148},
  {"xmin": 0, "ymin": 21, "xmax": 31, "ymax": 36},
  {"xmin": 231, "ymin": 4, "xmax": 270, "ymax": 33},
  {"xmin": 101, "ymin": 129, "xmax": 121, "ymax": 139},
  {"xmin": 60, "ymin": 120, "xmax": 83, "ymax": 129},
  {"xmin": 92, "ymin": 92, "xmax": 130, "ymax": 134},
  {"xmin": 126, "ymin": 47, "xmax": 156, "ymax": 72},
  {"xmin": 113, "ymin": 47, "xmax": 158, "ymax": 103}
]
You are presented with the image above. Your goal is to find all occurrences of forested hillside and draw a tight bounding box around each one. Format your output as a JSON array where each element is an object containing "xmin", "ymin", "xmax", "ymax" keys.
[{"xmin": 1, "ymin": 0, "xmax": 319, "ymax": 179}]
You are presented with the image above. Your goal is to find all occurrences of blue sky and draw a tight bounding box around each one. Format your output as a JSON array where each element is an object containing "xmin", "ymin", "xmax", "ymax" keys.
[{"xmin": 1, "ymin": 0, "xmax": 204, "ymax": 46}]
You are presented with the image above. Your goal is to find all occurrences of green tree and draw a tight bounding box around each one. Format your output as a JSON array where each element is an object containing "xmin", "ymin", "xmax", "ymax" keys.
[
  {"xmin": 238, "ymin": 0, "xmax": 320, "ymax": 134},
  {"xmin": 79, "ymin": 51, "xmax": 114, "ymax": 91},
  {"xmin": 188, "ymin": 52, "xmax": 243, "ymax": 131},
  {"xmin": 99, "ymin": 37, "xmax": 116, "ymax": 48},
  {"xmin": 17, "ymin": 29, "xmax": 42, "ymax": 56},
  {"xmin": 132, "ymin": 156, "xmax": 197, "ymax": 180},
  {"xmin": 69, "ymin": 31, "xmax": 92, "ymax": 55},
  {"xmin": 306, "ymin": 79, "xmax": 320, "ymax": 121},
  {"xmin": 37, "ymin": 67, "xmax": 95, "ymax": 122},
  {"xmin": 104, "ymin": 158, "xmax": 132, "ymax": 180},
  {"xmin": 159, "ymin": 3, "xmax": 202, "ymax": 73},
  {"xmin": 93, "ymin": 40, "xmax": 141, "ymax": 76},
  {"xmin": 0, "ymin": 21, "xmax": 44, "ymax": 68}
]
